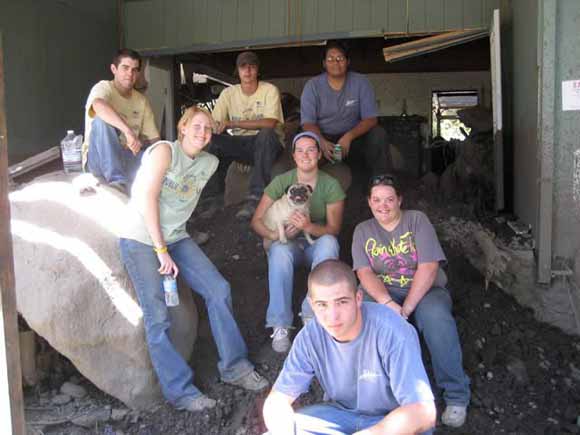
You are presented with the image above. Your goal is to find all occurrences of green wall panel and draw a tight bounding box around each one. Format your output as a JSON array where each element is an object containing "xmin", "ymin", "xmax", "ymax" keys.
[
  {"xmin": 353, "ymin": 0, "xmax": 374, "ymax": 32},
  {"xmin": 408, "ymin": 0, "xmax": 427, "ymax": 33},
  {"xmin": 443, "ymin": 0, "xmax": 464, "ymax": 30},
  {"xmin": 123, "ymin": 0, "xmax": 499, "ymax": 54},
  {"xmin": 1, "ymin": 0, "xmax": 118, "ymax": 163},
  {"xmin": 388, "ymin": 0, "xmax": 407, "ymax": 33},
  {"xmin": 426, "ymin": 0, "xmax": 445, "ymax": 32}
]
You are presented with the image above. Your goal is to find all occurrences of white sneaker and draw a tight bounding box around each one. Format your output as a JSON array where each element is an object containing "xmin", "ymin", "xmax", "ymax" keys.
[
  {"xmin": 181, "ymin": 395, "xmax": 216, "ymax": 412},
  {"xmin": 226, "ymin": 370, "xmax": 269, "ymax": 391},
  {"xmin": 442, "ymin": 405, "xmax": 467, "ymax": 428},
  {"xmin": 270, "ymin": 327, "xmax": 291, "ymax": 353}
]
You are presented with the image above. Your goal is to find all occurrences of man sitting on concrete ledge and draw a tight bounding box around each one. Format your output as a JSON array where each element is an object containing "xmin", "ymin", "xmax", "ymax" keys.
[{"xmin": 82, "ymin": 48, "xmax": 159, "ymax": 194}]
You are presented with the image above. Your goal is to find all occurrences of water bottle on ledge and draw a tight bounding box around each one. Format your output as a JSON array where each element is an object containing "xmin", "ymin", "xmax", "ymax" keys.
[
  {"xmin": 61, "ymin": 130, "xmax": 83, "ymax": 173},
  {"xmin": 163, "ymin": 274, "xmax": 179, "ymax": 307}
]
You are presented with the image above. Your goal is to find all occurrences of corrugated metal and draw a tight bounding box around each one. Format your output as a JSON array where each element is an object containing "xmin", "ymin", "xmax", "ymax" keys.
[{"xmin": 123, "ymin": 0, "xmax": 501, "ymax": 54}]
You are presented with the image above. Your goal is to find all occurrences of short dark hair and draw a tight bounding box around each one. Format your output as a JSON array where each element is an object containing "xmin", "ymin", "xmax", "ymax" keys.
[
  {"xmin": 113, "ymin": 48, "xmax": 142, "ymax": 70},
  {"xmin": 308, "ymin": 260, "xmax": 357, "ymax": 297},
  {"xmin": 324, "ymin": 40, "xmax": 349, "ymax": 61},
  {"xmin": 367, "ymin": 174, "xmax": 402, "ymax": 197}
]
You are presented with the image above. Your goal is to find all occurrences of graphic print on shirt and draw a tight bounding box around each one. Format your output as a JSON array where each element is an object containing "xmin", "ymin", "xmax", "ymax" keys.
[
  {"xmin": 364, "ymin": 231, "xmax": 418, "ymax": 288},
  {"xmin": 162, "ymin": 170, "xmax": 210, "ymax": 202}
]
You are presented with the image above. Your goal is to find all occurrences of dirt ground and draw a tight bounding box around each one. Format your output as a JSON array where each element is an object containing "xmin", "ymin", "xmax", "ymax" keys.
[{"xmin": 23, "ymin": 169, "xmax": 580, "ymax": 435}]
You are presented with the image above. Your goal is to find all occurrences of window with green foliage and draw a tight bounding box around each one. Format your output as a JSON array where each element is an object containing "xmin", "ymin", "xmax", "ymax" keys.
[{"xmin": 432, "ymin": 90, "xmax": 479, "ymax": 141}]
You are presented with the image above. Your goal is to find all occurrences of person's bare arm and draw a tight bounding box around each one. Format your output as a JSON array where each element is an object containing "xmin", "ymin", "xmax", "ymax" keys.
[
  {"xmin": 353, "ymin": 401, "xmax": 436, "ymax": 435},
  {"xmin": 357, "ymin": 267, "xmax": 402, "ymax": 315},
  {"xmin": 338, "ymin": 117, "xmax": 377, "ymax": 157},
  {"xmin": 250, "ymin": 194, "xmax": 279, "ymax": 240},
  {"xmin": 221, "ymin": 118, "xmax": 279, "ymax": 131},
  {"xmin": 401, "ymin": 262, "xmax": 439, "ymax": 318},
  {"xmin": 262, "ymin": 390, "xmax": 297, "ymax": 435},
  {"xmin": 92, "ymin": 98, "xmax": 142, "ymax": 155},
  {"xmin": 288, "ymin": 200, "xmax": 344, "ymax": 238},
  {"xmin": 138, "ymin": 143, "xmax": 178, "ymax": 277}
]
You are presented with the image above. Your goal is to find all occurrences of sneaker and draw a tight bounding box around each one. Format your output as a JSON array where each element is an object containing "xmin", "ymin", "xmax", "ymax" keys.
[
  {"xmin": 181, "ymin": 394, "xmax": 216, "ymax": 412},
  {"xmin": 226, "ymin": 370, "xmax": 269, "ymax": 392},
  {"xmin": 442, "ymin": 405, "xmax": 467, "ymax": 428},
  {"xmin": 235, "ymin": 199, "xmax": 258, "ymax": 220},
  {"xmin": 198, "ymin": 196, "xmax": 224, "ymax": 220},
  {"xmin": 270, "ymin": 327, "xmax": 291, "ymax": 353},
  {"xmin": 192, "ymin": 230, "xmax": 210, "ymax": 246}
]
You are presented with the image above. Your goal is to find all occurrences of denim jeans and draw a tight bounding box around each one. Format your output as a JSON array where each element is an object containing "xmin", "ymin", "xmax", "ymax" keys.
[
  {"xmin": 119, "ymin": 237, "xmax": 253, "ymax": 407},
  {"xmin": 267, "ymin": 403, "xmax": 433, "ymax": 435},
  {"xmin": 87, "ymin": 117, "xmax": 143, "ymax": 185},
  {"xmin": 389, "ymin": 286, "xmax": 471, "ymax": 406},
  {"xmin": 324, "ymin": 125, "xmax": 391, "ymax": 176},
  {"xmin": 265, "ymin": 235, "xmax": 339, "ymax": 328},
  {"xmin": 205, "ymin": 128, "xmax": 283, "ymax": 197}
]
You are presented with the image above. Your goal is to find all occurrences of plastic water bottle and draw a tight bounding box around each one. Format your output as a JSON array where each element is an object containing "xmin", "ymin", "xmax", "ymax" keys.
[
  {"xmin": 163, "ymin": 275, "xmax": 179, "ymax": 307},
  {"xmin": 332, "ymin": 144, "xmax": 342, "ymax": 164},
  {"xmin": 61, "ymin": 130, "xmax": 83, "ymax": 173}
]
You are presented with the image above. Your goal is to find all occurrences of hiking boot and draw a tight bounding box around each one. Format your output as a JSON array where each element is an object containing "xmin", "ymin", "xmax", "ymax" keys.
[
  {"xmin": 225, "ymin": 370, "xmax": 269, "ymax": 392},
  {"xmin": 235, "ymin": 199, "xmax": 258, "ymax": 220},
  {"xmin": 442, "ymin": 405, "xmax": 467, "ymax": 428},
  {"xmin": 181, "ymin": 394, "xmax": 216, "ymax": 412},
  {"xmin": 192, "ymin": 230, "xmax": 210, "ymax": 246},
  {"xmin": 270, "ymin": 327, "xmax": 291, "ymax": 353}
]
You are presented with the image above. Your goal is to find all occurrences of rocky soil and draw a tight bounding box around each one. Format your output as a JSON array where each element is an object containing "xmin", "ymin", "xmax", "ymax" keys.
[{"xmin": 22, "ymin": 170, "xmax": 580, "ymax": 435}]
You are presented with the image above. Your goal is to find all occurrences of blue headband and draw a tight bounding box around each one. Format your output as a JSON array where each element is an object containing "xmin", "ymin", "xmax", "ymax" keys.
[{"xmin": 292, "ymin": 131, "xmax": 321, "ymax": 151}]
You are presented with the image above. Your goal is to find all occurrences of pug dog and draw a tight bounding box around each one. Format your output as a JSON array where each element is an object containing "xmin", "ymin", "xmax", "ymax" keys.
[{"xmin": 263, "ymin": 183, "xmax": 314, "ymax": 248}]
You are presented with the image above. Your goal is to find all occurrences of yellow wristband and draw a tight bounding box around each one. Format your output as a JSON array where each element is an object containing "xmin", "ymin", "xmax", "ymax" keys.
[
  {"xmin": 384, "ymin": 298, "xmax": 393, "ymax": 305},
  {"xmin": 154, "ymin": 246, "xmax": 168, "ymax": 254}
]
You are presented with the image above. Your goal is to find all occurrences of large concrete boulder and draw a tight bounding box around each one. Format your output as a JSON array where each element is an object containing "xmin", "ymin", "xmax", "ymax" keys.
[{"xmin": 9, "ymin": 172, "xmax": 198, "ymax": 410}]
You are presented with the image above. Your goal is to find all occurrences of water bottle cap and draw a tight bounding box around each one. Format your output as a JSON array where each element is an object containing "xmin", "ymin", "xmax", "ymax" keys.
[{"xmin": 67, "ymin": 130, "xmax": 74, "ymax": 135}]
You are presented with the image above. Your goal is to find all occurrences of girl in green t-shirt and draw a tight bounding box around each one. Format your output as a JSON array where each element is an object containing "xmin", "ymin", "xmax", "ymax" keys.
[{"xmin": 251, "ymin": 131, "xmax": 346, "ymax": 353}]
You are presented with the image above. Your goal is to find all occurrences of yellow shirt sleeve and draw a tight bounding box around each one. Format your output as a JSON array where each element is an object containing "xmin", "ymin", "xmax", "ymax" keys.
[
  {"xmin": 140, "ymin": 99, "xmax": 160, "ymax": 141},
  {"xmin": 86, "ymin": 81, "xmax": 113, "ymax": 118},
  {"xmin": 263, "ymin": 84, "xmax": 284, "ymax": 123},
  {"xmin": 211, "ymin": 87, "xmax": 231, "ymax": 123}
]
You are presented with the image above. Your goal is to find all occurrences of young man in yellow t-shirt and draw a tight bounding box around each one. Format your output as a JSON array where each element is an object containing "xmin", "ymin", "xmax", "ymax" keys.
[
  {"xmin": 83, "ymin": 48, "xmax": 160, "ymax": 193},
  {"xmin": 208, "ymin": 51, "xmax": 285, "ymax": 219}
]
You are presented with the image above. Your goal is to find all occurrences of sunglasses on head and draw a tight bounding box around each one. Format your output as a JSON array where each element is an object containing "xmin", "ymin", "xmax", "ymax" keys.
[{"xmin": 369, "ymin": 174, "xmax": 396, "ymax": 188}]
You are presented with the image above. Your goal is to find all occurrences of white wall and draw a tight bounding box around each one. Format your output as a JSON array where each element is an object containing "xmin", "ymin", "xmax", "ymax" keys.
[{"xmin": 271, "ymin": 71, "xmax": 491, "ymax": 120}]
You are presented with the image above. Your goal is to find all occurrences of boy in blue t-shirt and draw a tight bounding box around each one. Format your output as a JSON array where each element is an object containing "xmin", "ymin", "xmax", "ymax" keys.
[{"xmin": 263, "ymin": 260, "xmax": 436, "ymax": 435}]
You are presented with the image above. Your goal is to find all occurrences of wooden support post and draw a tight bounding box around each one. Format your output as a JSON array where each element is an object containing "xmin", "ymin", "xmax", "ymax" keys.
[{"xmin": 0, "ymin": 33, "xmax": 27, "ymax": 435}]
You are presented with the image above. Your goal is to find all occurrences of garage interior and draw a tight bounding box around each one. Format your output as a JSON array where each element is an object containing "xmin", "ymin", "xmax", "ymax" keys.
[{"xmin": 145, "ymin": 33, "xmax": 501, "ymax": 215}]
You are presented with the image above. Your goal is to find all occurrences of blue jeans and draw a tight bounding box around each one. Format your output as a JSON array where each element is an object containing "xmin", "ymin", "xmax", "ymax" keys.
[
  {"xmin": 206, "ymin": 128, "xmax": 283, "ymax": 197},
  {"xmin": 266, "ymin": 235, "xmax": 339, "ymax": 328},
  {"xmin": 390, "ymin": 286, "xmax": 471, "ymax": 406},
  {"xmin": 87, "ymin": 117, "xmax": 143, "ymax": 185},
  {"xmin": 119, "ymin": 237, "xmax": 253, "ymax": 408},
  {"xmin": 268, "ymin": 403, "xmax": 433, "ymax": 435}
]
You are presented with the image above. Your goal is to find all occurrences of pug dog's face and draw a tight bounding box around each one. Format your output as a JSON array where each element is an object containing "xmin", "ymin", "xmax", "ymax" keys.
[{"xmin": 287, "ymin": 183, "xmax": 313, "ymax": 207}]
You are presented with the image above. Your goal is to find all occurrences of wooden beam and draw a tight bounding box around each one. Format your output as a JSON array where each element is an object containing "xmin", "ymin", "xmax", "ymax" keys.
[
  {"xmin": 8, "ymin": 146, "xmax": 60, "ymax": 180},
  {"xmin": 0, "ymin": 33, "xmax": 27, "ymax": 435}
]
